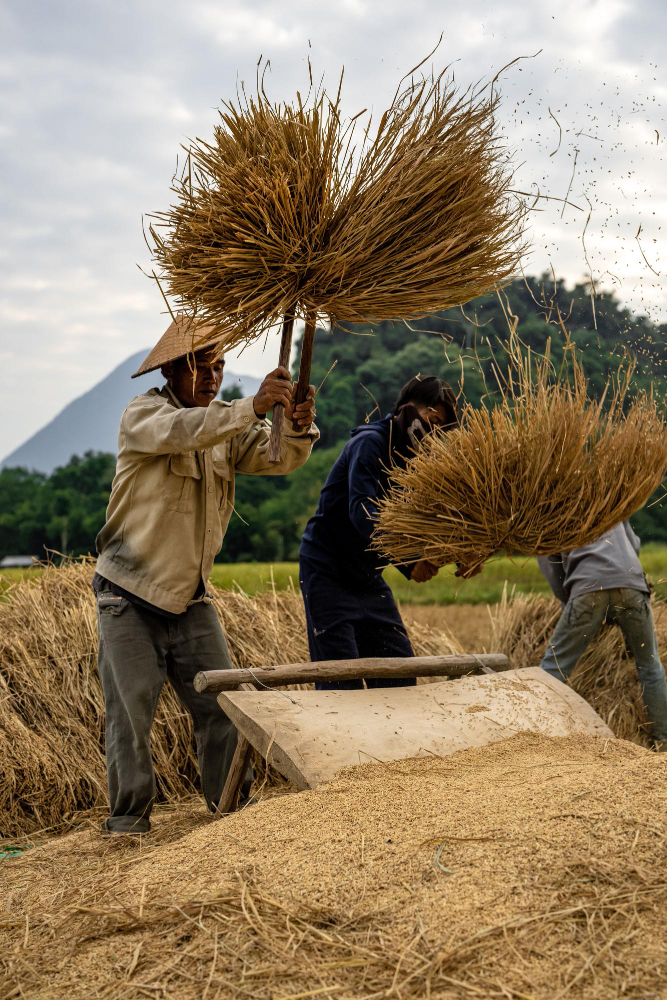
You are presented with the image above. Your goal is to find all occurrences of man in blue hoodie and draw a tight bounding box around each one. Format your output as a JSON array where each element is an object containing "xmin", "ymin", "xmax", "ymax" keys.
[
  {"xmin": 538, "ymin": 521, "xmax": 667, "ymax": 750},
  {"xmin": 299, "ymin": 375, "xmax": 460, "ymax": 690}
]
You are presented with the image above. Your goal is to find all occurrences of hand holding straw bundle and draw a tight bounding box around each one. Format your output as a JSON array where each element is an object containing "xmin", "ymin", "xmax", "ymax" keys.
[
  {"xmin": 371, "ymin": 344, "xmax": 667, "ymax": 571},
  {"xmin": 149, "ymin": 57, "xmax": 526, "ymax": 458}
]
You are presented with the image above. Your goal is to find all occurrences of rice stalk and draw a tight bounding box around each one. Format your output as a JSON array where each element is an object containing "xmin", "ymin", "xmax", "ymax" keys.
[
  {"xmin": 3, "ymin": 559, "xmax": 662, "ymax": 841},
  {"xmin": 5, "ymin": 872, "xmax": 665, "ymax": 1000}
]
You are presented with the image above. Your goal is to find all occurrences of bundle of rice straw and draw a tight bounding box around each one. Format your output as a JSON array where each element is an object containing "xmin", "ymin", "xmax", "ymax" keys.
[
  {"xmin": 372, "ymin": 344, "xmax": 667, "ymax": 570},
  {"xmin": 148, "ymin": 61, "xmax": 525, "ymax": 350},
  {"xmin": 489, "ymin": 588, "xmax": 667, "ymax": 748},
  {"xmin": 0, "ymin": 560, "xmax": 459, "ymax": 839}
]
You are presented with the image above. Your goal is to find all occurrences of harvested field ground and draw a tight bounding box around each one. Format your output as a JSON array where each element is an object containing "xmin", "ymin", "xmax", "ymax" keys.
[
  {"xmin": 2, "ymin": 564, "xmax": 667, "ymax": 997},
  {"xmin": 401, "ymin": 602, "xmax": 496, "ymax": 650},
  {"xmin": 2, "ymin": 731, "xmax": 666, "ymax": 999}
]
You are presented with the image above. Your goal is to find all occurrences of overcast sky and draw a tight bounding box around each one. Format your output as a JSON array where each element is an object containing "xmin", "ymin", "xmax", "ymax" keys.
[{"xmin": 0, "ymin": 0, "xmax": 665, "ymax": 458}]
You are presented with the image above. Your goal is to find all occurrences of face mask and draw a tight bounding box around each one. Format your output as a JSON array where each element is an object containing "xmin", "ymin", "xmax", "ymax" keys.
[{"xmin": 393, "ymin": 403, "xmax": 431, "ymax": 451}]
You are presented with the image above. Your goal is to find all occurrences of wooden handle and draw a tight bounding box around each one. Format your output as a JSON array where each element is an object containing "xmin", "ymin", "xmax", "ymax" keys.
[
  {"xmin": 291, "ymin": 314, "xmax": 316, "ymax": 432},
  {"xmin": 214, "ymin": 681, "xmax": 254, "ymax": 816},
  {"xmin": 268, "ymin": 313, "xmax": 295, "ymax": 463},
  {"xmin": 194, "ymin": 653, "xmax": 509, "ymax": 693}
]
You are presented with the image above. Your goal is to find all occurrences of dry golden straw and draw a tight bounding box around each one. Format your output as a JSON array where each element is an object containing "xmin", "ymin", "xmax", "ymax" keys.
[
  {"xmin": 149, "ymin": 62, "xmax": 525, "ymax": 350},
  {"xmin": 0, "ymin": 560, "xmax": 457, "ymax": 839},
  {"xmin": 373, "ymin": 344, "xmax": 667, "ymax": 569},
  {"xmin": 1, "ymin": 559, "xmax": 663, "ymax": 842},
  {"xmin": 4, "ymin": 568, "xmax": 667, "ymax": 997}
]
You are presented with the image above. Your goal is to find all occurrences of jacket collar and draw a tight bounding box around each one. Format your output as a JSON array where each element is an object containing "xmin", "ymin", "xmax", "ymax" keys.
[{"xmin": 163, "ymin": 384, "xmax": 185, "ymax": 409}]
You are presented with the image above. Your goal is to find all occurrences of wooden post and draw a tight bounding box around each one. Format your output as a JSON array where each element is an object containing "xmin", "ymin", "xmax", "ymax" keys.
[
  {"xmin": 291, "ymin": 313, "xmax": 317, "ymax": 432},
  {"xmin": 194, "ymin": 653, "xmax": 510, "ymax": 693},
  {"xmin": 268, "ymin": 313, "xmax": 295, "ymax": 463},
  {"xmin": 214, "ymin": 681, "xmax": 255, "ymax": 816}
]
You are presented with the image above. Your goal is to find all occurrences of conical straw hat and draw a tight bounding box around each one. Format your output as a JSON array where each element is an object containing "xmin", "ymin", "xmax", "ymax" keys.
[{"xmin": 132, "ymin": 315, "xmax": 222, "ymax": 378}]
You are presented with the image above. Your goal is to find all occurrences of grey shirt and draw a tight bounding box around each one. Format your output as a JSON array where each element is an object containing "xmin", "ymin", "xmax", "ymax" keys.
[{"xmin": 537, "ymin": 522, "xmax": 649, "ymax": 605}]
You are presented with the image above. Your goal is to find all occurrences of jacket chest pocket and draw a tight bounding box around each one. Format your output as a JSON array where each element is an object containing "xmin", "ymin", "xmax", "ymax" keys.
[{"xmin": 164, "ymin": 453, "xmax": 202, "ymax": 513}]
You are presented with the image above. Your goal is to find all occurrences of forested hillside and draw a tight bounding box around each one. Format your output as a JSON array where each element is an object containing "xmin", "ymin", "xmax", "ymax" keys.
[{"xmin": 1, "ymin": 274, "xmax": 665, "ymax": 561}]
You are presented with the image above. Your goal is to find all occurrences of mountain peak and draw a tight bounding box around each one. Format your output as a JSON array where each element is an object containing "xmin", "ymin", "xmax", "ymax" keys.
[{"xmin": 1, "ymin": 351, "xmax": 262, "ymax": 474}]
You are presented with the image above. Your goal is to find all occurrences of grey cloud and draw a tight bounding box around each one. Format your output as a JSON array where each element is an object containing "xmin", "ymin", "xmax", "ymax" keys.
[
  {"xmin": 0, "ymin": 0, "xmax": 665, "ymax": 458},
  {"xmin": 608, "ymin": 0, "xmax": 667, "ymax": 65}
]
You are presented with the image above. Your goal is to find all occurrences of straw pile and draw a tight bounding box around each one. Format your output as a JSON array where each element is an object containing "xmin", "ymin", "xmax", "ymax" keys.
[
  {"xmin": 489, "ymin": 589, "xmax": 667, "ymax": 749},
  {"xmin": 0, "ymin": 560, "xmax": 459, "ymax": 839},
  {"xmin": 2, "ymin": 731, "xmax": 666, "ymax": 999},
  {"xmin": 373, "ymin": 351, "xmax": 667, "ymax": 570},
  {"xmin": 149, "ymin": 66, "xmax": 524, "ymax": 349}
]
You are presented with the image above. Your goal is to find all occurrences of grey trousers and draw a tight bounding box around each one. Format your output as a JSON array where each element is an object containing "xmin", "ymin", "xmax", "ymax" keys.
[
  {"xmin": 540, "ymin": 587, "xmax": 667, "ymax": 743},
  {"xmin": 96, "ymin": 591, "xmax": 237, "ymax": 833}
]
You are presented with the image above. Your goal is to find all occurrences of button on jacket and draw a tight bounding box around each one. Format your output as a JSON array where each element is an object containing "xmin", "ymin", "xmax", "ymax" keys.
[{"xmin": 96, "ymin": 385, "xmax": 318, "ymax": 613}]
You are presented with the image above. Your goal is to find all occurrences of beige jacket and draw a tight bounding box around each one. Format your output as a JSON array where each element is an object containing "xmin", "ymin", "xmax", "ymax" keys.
[{"xmin": 96, "ymin": 385, "xmax": 318, "ymax": 613}]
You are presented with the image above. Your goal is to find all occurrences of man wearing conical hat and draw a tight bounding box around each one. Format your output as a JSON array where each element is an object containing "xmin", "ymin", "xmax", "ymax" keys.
[{"xmin": 93, "ymin": 316, "xmax": 318, "ymax": 835}]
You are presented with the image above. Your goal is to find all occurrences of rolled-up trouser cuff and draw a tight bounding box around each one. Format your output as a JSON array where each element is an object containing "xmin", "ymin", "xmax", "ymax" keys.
[{"xmin": 101, "ymin": 815, "xmax": 151, "ymax": 835}]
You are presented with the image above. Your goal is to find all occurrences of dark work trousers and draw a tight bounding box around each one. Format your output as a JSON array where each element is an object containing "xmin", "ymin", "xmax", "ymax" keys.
[
  {"xmin": 96, "ymin": 591, "xmax": 238, "ymax": 833},
  {"xmin": 299, "ymin": 557, "xmax": 415, "ymax": 690}
]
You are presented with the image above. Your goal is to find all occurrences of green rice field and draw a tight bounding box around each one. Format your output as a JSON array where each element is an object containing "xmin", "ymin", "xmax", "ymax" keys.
[
  {"xmin": 208, "ymin": 546, "xmax": 667, "ymax": 604},
  {"xmin": 2, "ymin": 546, "xmax": 665, "ymax": 604}
]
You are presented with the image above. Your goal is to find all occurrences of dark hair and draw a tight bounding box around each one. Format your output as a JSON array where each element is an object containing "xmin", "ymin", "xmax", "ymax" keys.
[{"xmin": 392, "ymin": 375, "xmax": 458, "ymax": 425}]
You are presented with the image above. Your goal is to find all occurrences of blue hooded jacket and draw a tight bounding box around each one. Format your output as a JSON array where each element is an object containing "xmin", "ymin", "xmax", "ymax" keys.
[{"xmin": 300, "ymin": 415, "xmax": 414, "ymax": 585}]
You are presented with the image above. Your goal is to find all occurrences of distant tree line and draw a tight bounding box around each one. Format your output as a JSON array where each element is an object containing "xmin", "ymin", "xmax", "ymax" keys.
[
  {"xmin": 0, "ymin": 453, "xmax": 117, "ymax": 560},
  {"xmin": 1, "ymin": 274, "xmax": 665, "ymax": 563}
]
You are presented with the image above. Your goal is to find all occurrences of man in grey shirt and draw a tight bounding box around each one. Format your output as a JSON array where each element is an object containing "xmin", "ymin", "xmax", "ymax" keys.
[{"xmin": 538, "ymin": 522, "xmax": 667, "ymax": 750}]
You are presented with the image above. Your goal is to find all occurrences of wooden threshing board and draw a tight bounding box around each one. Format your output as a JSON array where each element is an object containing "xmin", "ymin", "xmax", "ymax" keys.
[{"xmin": 217, "ymin": 667, "xmax": 615, "ymax": 790}]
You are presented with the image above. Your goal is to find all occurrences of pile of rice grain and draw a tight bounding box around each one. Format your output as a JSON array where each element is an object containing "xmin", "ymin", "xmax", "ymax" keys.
[{"xmin": 2, "ymin": 731, "xmax": 666, "ymax": 999}]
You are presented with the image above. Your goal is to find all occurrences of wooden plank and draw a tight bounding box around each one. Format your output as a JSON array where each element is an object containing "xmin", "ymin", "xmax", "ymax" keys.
[
  {"xmin": 216, "ymin": 668, "xmax": 615, "ymax": 790},
  {"xmin": 217, "ymin": 705, "xmax": 310, "ymax": 790},
  {"xmin": 194, "ymin": 653, "xmax": 509, "ymax": 693}
]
